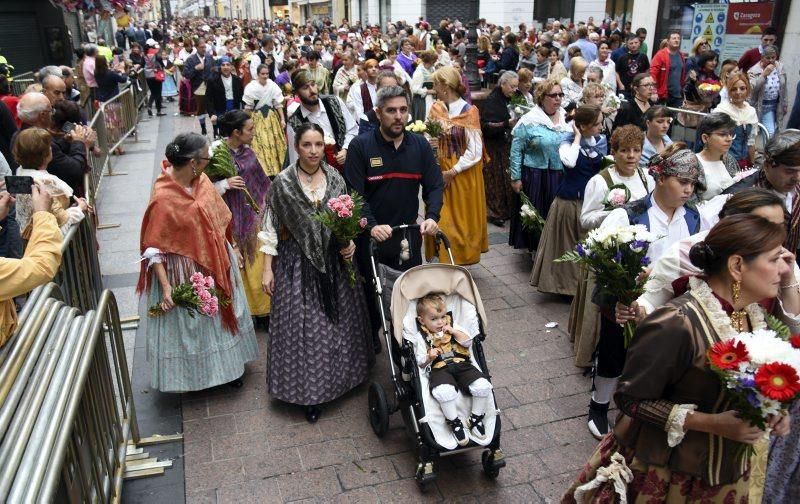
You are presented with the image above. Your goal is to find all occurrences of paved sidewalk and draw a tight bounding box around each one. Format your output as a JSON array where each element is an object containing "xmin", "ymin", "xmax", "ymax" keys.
[{"xmin": 97, "ymin": 106, "xmax": 600, "ymax": 503}]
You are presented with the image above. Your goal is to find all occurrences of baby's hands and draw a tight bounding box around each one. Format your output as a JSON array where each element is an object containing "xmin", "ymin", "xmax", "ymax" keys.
[
  {"xmin": 427, "ymin": 348, "xmax": 440, "ymax": 361},
  {"xmin": 443, "ymin": 324, "xmax": 455, "ymax": 334}
]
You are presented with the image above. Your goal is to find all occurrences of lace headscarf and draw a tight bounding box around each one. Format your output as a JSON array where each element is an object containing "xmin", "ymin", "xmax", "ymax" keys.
[{"xmin": 647, "ymin": 148, "xmax": 706, "ymax": 192}]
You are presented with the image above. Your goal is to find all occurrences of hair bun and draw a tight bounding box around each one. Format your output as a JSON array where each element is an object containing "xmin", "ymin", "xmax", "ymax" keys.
[
  {"xmin": 167, "ymin": 143, "xmax": 180, "ymax": 156},
  {"xmin": 689, "ymin": 242, "xmax": 715, "ymax": 270}
]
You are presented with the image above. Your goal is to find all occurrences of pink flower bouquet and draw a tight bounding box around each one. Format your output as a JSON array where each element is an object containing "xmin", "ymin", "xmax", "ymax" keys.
[
  {"xmin": 602, "ymin": 184, "xmax": 632, "ymax": 210},
  {"xmin": 148, "ymin": 272, "xmax": 231, "ymax": 318},
  {"xmin": 311, "ymin": 192, "xmax": 367, "ymax": 286}
]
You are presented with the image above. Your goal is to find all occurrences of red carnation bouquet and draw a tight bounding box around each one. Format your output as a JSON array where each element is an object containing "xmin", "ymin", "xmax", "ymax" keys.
[
  {"xmin": 311, "ymin": 192, "xmax": 367, "ymax": 286},
  {"xmin": 707, "ymin": 329, "xmax": 800, "ymax": 433}
]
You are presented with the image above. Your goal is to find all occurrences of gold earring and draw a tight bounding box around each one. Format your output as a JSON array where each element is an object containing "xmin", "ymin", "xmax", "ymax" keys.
[{"xmin": 732, "ymin": 279, "xmax": 741, "ymax": 305}]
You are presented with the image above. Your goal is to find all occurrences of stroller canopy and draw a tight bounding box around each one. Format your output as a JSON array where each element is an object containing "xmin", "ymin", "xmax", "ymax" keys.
[{"xmin": 390, "ymin": 264, "xmax": 488, "ymax": 344}]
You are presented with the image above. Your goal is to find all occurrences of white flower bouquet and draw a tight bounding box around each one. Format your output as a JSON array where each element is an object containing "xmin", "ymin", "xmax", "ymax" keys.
[
  {"xmin": 557, "ymin": 224, "xmax": 659, "ymax": 346},
  {"xmin": 519, "ymin": 192, "xmax": 544, "ymax": 235}
]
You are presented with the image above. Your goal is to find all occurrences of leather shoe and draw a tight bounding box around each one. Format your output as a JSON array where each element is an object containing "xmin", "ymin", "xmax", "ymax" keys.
[
  {"xmin": 305, "ymin": 405, "xmax": 321, "ymax": 423},
  {"xmin": 489, "ymin": 218, "xmax": 505, "ymax": 227}
]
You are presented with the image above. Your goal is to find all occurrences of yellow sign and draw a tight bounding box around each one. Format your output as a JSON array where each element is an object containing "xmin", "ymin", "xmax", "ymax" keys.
[
  {"xmin": 705, "ymin": 13, "xmax": 715, "ymax": 23},
  {"xmin": 703, "ymin": 25, "xmax": 713, "ymax": 38}
]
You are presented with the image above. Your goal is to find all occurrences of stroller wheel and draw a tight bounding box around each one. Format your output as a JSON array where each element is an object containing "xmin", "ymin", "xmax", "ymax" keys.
[
  {"xmin": 368, "ymin": 382, "xmax": 390, "ymax": 437},
  {"xmin": 481, "ymin": 449, "xmax": 505, "ymax": 479}
]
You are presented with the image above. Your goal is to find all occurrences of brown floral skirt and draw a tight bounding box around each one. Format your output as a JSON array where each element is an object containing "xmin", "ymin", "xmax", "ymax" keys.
[{"xmin": 562, "ymin": 434, "xmax": 750, "ymax": 504}]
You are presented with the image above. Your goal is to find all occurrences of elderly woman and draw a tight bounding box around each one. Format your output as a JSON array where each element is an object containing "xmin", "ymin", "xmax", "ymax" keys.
[
  {"xmin": 695, "ymin": 113, "xmax": 742, "ymax": 200},
  {"xmin": 137, "ymin": 133, "xmax": 259, "ymax": 392},
  {"xmin": 480, "ymin": 71, "xmax": 519, "ymax": 226},
  {"xmin": 509, "ymin": 78, "xmax": 572, "ymax": 250},
  {"xmin": 566, "ymin": 213, "xmax": 793, "ymax": 502},
  {"xmin": 560, "ymin": 57, "xmax": 587, "ymax": 109},
  {"xmin": 423, "ymin": 67, "xmax": 488, "ymax": 265},
  {"xmin": 333, "ymin": 50, "xmax": 359, "ymax": 101},
  {"xmin": 713, "ymin": 71, "xmax": 759, "ymax": 170},
  {"xmin": 259, "ymin": 123, "xmax": 371, "ymax": 423},
  {"xmin": 531, "ymin": 105, "xmax": 606, "ymax": 296},
  {"xmin": 748, "ymin": 45, "xmax": 787, "ymax": 137},
  {"xmin": 410, "ymin": 50, "xmax": 437, "ymax": 121}
]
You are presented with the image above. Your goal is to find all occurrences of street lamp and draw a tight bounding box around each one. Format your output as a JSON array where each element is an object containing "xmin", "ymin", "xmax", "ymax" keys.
[{"xmin": 462, "ymin": 0, "xmax": 481, "ymax": 93}]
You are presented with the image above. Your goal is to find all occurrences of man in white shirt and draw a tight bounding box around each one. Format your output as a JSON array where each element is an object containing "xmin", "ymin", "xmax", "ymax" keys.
[
  {"xmin": 346, "ymin": 59, "xmax": 378, "ymax": 121},
  {"xmin": 285, "ymin": 70, "xmax": 358, "ymax": 168},
  {"xmin": 250, "ymin": 36, "xmax": 283, "ymax": 80}
]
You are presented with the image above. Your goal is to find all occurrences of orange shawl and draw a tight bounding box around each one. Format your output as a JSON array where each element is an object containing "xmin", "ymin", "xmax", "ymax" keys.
[
  {"xmin": 427, "ymin": 101, "xmax": 490, "ymax": 165},
  {"xmin": 136, "ymin": 170, "xmax": 238, "ymax": 333}
]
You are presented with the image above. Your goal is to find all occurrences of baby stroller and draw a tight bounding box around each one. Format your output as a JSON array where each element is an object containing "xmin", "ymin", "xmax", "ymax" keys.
[{"xmin": 365, "ymin": 225, "xmax": 505, "ymax": 489}]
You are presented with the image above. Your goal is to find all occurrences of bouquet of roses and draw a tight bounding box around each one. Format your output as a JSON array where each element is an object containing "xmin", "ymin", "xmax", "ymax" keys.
[
  {"xmin": 311, "ymin": 192, "xmax": 367, "ymax": 286},
  {"xmin": 519, "ymin": 192, "xmax": 544, "ymax": 235},
  {"xmin": 602, "ymin": 184, "xmax": 632, "ymax": 210},
  {"xmin": 556, "ymin": 224, "xmax": 658, "ymax": 346},
  {"xmin": 707, "ymin": 329, "xmax": 800, "ymax": 439},
  {"xmin": 148, "ymin": 272, "xmax": 231, "ymax": 318},
  {"xmin": 205, "ymin": 140, "xmax": 261, "ymax": 212}
]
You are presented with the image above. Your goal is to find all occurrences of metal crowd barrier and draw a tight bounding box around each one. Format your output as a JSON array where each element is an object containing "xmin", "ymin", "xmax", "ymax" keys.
[
  {"xmin": 86, "ymin": 84, "xmax": 142, "ymax": 202},
  {"xmin": 129, "ymin": 69, "xmax": 149, "ymax": 111},
  {"xmin": 665, "ymin": 106, "xmax": 771, "ymax": 156},
  {"xmin": 9, "ymin": 71, "xmax": 35, "ymax": 96},
  {"xmin": 0, "ymin": 285, "xmax": 139, "ymax": 502}
]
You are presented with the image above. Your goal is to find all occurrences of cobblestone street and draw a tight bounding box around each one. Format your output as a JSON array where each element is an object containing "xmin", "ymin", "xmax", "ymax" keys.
[{"xmin": 106, "ymin": 108, "xmax": 600, "ymax": 503}]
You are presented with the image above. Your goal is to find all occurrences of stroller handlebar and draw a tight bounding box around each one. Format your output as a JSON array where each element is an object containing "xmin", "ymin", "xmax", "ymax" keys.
[{"xmin": 367, "ymin": 224, "xmax": 451, "ymax": 256}]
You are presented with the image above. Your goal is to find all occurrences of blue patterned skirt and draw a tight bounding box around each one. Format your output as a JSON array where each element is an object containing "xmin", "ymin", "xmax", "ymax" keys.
[
  {"xmin": 144, "ymin": 245, "xmax": 258, "ymax": 393},
  {"xmin": 267, "ymin": 239, "xmax": 373, "ymax": 406}
]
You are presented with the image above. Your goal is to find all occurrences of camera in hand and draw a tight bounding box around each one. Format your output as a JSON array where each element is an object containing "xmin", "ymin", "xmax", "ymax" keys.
[{"xmin": 4, "ymin": 176, "xmax": 34, "ymax": 194}]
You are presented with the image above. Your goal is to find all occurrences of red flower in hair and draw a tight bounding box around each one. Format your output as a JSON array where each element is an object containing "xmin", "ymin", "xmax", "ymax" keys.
[
  {"xmin": 790, "ymin": 334, "xmax": 800, "ymax": 349},
  {"xmin": 707, "ymin": 340, "xmax": 749, "ymax": 371},
  {"xmin": 755, "ymin": 362, "xmax": 800, "ymax": 402}
]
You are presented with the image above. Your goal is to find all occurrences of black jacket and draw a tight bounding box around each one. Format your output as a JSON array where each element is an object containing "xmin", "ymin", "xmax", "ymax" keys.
[
  {"xmin": 0, "ymin": 101, "xmax": 17, "ymax": 171},
  {"xmin": 205, "ymin": 73, "xmax": 244, "ymax": 116}
]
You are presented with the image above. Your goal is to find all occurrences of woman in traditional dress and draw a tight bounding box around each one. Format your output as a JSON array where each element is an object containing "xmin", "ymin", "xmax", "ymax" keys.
[
  {"xmin": 570, "ymin": 126, "xmax": 655, "ymax": 370},
  {"xmin": 410, "ymin": 50, "xmax": 437, "ymax": 122},
  {"xmin": 137, "ymin": 133, "xmax": 258, "ymax": 392},
  {"xmin": 564, "ymin": 213, "xmax": 793, "ymax": 504},
  {"xmin": 160, "ymin": 48, "xmax": 178, "ymax": 102},
  {"xmin": 695, "ymin": 113, "xmax": 742, "ymax": 201},
  {"xmin": 332, "ymin": 50, "xmax": 359, "ymax": 102},
  {"xmin": 531, "ymin": 105, "xmax": 606, "ymax": 296},
  {"xmin": 395, "ymin": 38, "xmax": 417, "ymax": 79},
  {"xmin": 424, "ymin": 67, "xmax": 489, "ymax": 265},
  {"xmin": 480, "ymin": 71, "xmax": 518, "ymax": 227},
  {"xmin": 211, "ymin": 110, "xmax": 271, "ymax": 323},
  {"xmin": 242, "ymin": 64, "xmax": 287, "ymax": 177},
  {"xmin": 712, "ymin": 71, "xmax": 759, "ymax": 170},
  {"xmin": 508, "ymin": 78, "xmax": 572, "ymax": 250},
  {"xmin": 259, "ymin": 123, "xmax": 372, "ymax": 423}
]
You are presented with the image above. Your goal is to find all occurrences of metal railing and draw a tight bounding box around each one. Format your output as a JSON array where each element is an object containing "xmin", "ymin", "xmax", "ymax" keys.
[
  {"xmin": 9, "ymin": 71, "xmax": 35, "ymax": 96},
  {"xmin": 86, "ymin": 82, "xmax": 144, "ymax": 202},
  {"xmin": 666, "ymin": 106, "xmax": 771, "ymax": 160},
  {"xmin": 0, "ymin": 285, "xmax": 139, "ymax": 502}
]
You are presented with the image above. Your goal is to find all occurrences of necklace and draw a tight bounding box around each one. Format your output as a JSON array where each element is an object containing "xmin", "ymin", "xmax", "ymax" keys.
[
  {"xmin": 297, "ymin": 164, "xmax": 320, "ymax": 184},
  {"xmin": 634, "ymin": 96, "xmax": 649, "ymax": 110}
]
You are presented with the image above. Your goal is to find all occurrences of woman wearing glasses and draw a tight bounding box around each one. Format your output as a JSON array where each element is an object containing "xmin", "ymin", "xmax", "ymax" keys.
[
  {"xmin": 695, "ymin": 113, "xmax": 742, "ymax": 200},
  {"xmin": 509, "ymin": 78, "xmax": 572, "ymax": 250},
  {"xmin": 137, "ymin": 133, "xmax": 259, "ymax": 393},
  {"xmin": 612, "ymin": 73, "xmax": 655, "ymax": 130}
]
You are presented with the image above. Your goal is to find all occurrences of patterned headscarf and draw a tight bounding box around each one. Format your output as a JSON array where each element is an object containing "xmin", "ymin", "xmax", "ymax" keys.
[
  {"xmin": 647, "ymin": 148, "xmax": 706, "ymax": 192},
  {"xmin": 291, "ymin": 69, "xmax": 313, "ymax": 90}
]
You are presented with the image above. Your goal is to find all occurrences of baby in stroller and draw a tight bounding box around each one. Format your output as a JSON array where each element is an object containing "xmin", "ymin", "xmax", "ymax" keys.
[{"xmin": 414, "ymin": 293, "xmax": 493, "ymax": 446}]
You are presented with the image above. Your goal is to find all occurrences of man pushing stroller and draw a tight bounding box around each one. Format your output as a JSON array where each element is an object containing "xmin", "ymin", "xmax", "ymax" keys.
[{"xmin": 414, "ymin": 294, "xmax": 493, "ymax": 446}]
